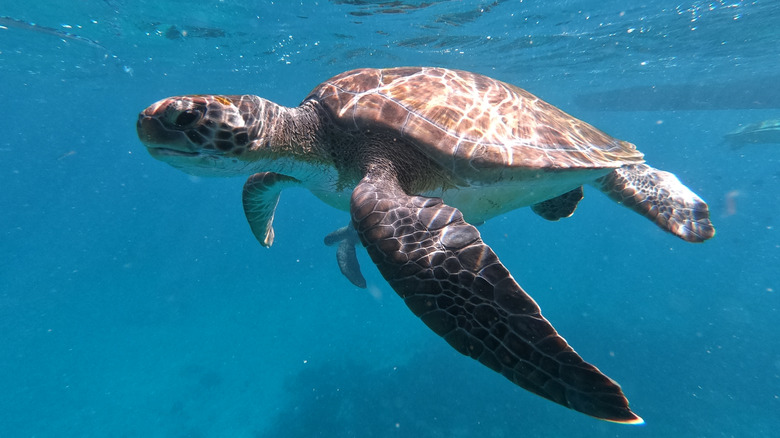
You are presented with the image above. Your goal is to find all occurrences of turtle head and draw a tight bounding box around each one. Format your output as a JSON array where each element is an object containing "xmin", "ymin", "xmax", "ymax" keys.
[{"xmin": 137, "ymin": 95, "xmax": 271, "ymax": 176}]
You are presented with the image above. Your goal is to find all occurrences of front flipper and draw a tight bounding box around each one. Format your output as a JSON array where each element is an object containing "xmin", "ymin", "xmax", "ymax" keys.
[
  {"xmin": 531, "ymin": 187, "xmax": 584, "ymax": 221},
  {"xmin": 351, "ymin": 170, "xmax": 642, "ymax": 424},
  {"xmin": 242, "ymin": 172, "xmax": 300, "ymax": 247},
  {"xmin": 596, "ymin": 164, "xmax": 715, "ymax": 242},
  {"xmin": 324, "ymin": 225, "xmax": 367, "ymax": 288}
]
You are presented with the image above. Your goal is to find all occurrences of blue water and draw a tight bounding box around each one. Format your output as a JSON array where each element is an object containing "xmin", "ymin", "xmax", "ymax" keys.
[{"xmin": 1, "ymin": 1, "xmax": 778, "ymax": 436}]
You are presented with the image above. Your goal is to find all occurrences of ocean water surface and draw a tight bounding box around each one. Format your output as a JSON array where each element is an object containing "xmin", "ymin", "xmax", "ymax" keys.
[{"xmin": 1, "ymin": 1, "xmax": 778, "ymax": 437}]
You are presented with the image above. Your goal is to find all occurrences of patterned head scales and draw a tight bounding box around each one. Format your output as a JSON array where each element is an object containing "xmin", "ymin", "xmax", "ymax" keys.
[
  {"xmin": 137, "ymin": 95, "xmax": 263, "ymax": 155},
  {"xmin": 137, "ymin": 95, "xmax": 274, "ymax": 176}
]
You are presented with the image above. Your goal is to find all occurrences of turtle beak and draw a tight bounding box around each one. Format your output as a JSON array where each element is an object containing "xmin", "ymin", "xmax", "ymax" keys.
[
  {"xmin": 137, "ymin": 113, "xmax": 183, "ymax": 147},
  {"xmin": 136, "ymin": 98, "xmax": 201, "ymax": 155}
]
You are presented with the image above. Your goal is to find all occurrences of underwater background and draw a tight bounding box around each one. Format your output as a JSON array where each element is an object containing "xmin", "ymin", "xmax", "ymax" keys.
[{"xmin": 1, "ymin": 1, "xmax": 778, "ymax": 437}]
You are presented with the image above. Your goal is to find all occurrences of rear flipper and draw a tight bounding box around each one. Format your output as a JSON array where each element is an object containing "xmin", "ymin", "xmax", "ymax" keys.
[
  {"xmin": 324, "ymin": 225, "xmax": 367, "ymax": 288},
  {"xmin": 531, "ymin": 187, "xmax": 584, "ymax": 221},
  {"xmin": 596, "ymin": 164, "xmax": 715, "ymax": 242}
]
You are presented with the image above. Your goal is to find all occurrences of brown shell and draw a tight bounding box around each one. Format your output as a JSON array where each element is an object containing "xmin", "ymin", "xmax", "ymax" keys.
[{"xmin": 307, "ymin": 67, "xmax": 644, "ymax": 171}]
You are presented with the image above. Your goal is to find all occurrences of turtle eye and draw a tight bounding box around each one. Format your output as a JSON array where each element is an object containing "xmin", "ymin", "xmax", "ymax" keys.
[{"xmin": 173, "ymin": 110, "xmax": 202, "ymax": 128}]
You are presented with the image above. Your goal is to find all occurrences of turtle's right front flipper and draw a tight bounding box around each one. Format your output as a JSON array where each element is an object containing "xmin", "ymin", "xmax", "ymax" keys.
[
  {"xmin": 350, "ymin": 170, "xmax": 642, "ymax": 424},
  {"xmin": 243, "ymin": 172, "xmax": 300, "ymax": 247}
]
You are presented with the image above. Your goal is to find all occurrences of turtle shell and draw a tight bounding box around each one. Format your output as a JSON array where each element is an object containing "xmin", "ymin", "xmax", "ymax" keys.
[{"xmin": 307, "ymin": 67, "xmax": 644, "ymax": 173}]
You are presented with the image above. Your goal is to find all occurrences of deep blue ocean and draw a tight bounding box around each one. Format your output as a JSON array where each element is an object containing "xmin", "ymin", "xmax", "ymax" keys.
[{"xmin": 1, "ymin": 1, "xmax": 778, "ymax": 437}]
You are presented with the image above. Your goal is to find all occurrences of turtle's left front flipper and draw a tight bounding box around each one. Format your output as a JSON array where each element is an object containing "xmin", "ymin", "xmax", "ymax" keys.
[{"xmin": 351, "ymin": 170, "xmax": 643, "ymax": 424}]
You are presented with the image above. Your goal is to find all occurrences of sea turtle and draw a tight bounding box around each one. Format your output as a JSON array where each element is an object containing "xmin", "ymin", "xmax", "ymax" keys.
[
  {"xmin": 137, "ymin": 67, "xmax": 715, "ymax": 424},
  {"xmin": 723, "ymin": 118, "xmax": 780, "ymax": 147}
]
